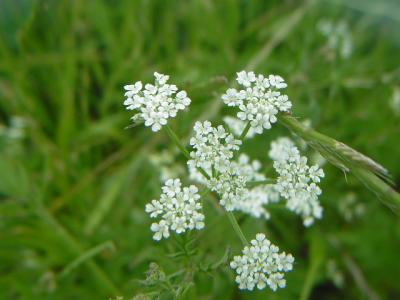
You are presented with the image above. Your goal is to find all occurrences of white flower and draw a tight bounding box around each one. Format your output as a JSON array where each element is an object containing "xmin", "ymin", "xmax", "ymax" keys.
[
  {"xmin": 145, "ymin": 178, "xmax": 204, "ymax": 240},
  {"xmin": 268, "ymin": 137, "xmax": 296, "ymax": 162},
  {"xmin": 3, "ymin": 116, "xmax": 27, "ymax": 140},
  {"xmin": 270, "ymin": 138, "xmax": 325, "ymax": 226},
  {"xmin": 236, "ymin": 71, "xmax": 256, "ymax": 87},
  {"xmin": 149, "ymin": 150, "xmax": 185, "ymax": 182},
  {"xmin": 232, "ymin": 154, "xmax": 280, "ymax": 218},
  {"xmin": 123, "ymin": 72, "xmax": 191, "ymax": 132},
  {"xmin": 235, "ymin": 185, "xmax": 280, "ymax": 219},
  {"xmin": 188, "ymin": 121, "xmax": 241, "ymax": 174},
  {"xmin": 222, "ymin": 71, "xmax": 292, "ymax": 134},
  {"xmin": 317, "ymin": 19, "xmax": 352, "ymax": 59},
  {"xmin": 230, "ymin": 233, "xmax": 294, "ymax": 291},
  {"xmin": 338, "ymin": 193, "xmax": 365, "ymax": 222},
  {"xmin": 154, "ymin": 72, "xmax": 169, "ymax": 85},
  {"xmin": 389, "ymin": 87, "xmax": 400, "ymax": 116},
  {"xmin": 189, "ymin": 162, "xmax": 249, "ymax": 212},
  {"xmin": 223, "ymin": 116, "xmax": 257, "ymax": 139},
  {"xmin": 189, "ymin": 152, "xmax": 279, "ymax": 218},
  {"xmin": 188, "ymin": 121, "xmax": 250, "ymax": 210},
  {"xmin": 207, "ymin": 164, "xmax": 248, "ymax": 211},
  {"xmin": 235, "ymin": 154, "xmax": 265, "ymax": 181},
  {"xmin": 124, "ymin": 81, "xmax": 143, "ymax": 101},
  {"xmin": 222, "ymin": 88, "xmax": 243, "ymax": 107}
]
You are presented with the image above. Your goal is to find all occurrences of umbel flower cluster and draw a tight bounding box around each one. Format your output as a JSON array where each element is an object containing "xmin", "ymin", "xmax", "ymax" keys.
[
  {"xmin": 123, "ymin": 71, "xmax": 325, "ymax": 292},
  {"xmin": 188, "ymin": 121, "xmax": 241, "ymax": 174},
  {"xmin": 145, "ymin": 178, "xmax": 205, "ymax": 240},
  {"xmin": 270, "ymin": 138, "xmax": 325, "ymax": 226},
  {"xmin": 222, "ymin": 71, "xmax": 292, "ymax": 134},
  {"xmin": 189, "ymin": 153, "xmax": 280, "ymax": 219},
  {"xmin": 188, "ymin": 121, "xmax": 248, "ymax": 210},
  {"xmin": 230, "ymin": 233, "xmax": 294, "ymax": 291},
  {"xmin": 123, "ymin": 72, "xmax": 191, "ymax": 132}
]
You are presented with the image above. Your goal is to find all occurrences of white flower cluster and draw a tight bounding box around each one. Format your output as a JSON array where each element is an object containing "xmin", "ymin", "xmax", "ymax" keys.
[
  {"xmin": 188, "ymin": 123, "xmax": 275, "ymax": 213},
  {"xmin": 149, "ymin": 149, "xmax": 185, "ymax": 182},
  {"xmin": 122, "ymin": 71, "xmax": 332, "ymax": 294},
  {"xmin": 223, "ymin": 116, "xmax": 257, "ymax": 139},
  {"xmin": 230, "ymin": 233, "xmax": 294, "ymax": 291},
  {"xmin": 318, "ymin": 19, "xmax": 352, "ymax": 59},
  {"xmin": 269, "ymin": 137, "xmax": 296, "ymax": 161},
  {"xmin": 234, "ymin": 154, "xmax": 265, "ymax": 181},
  {"xmin": 237, "ymin": 185, "xmax": 280, "ymax": 219},
  {"xmin": 390, "ymin": 87, "xmax": 400, "ymax": 116},
  {"xmin": 188, "ymin": 121, "xmax": 244, "ymax": 210},
  {"xmin": 1, "ymin": 116, "xmax": 27, "ymax": 141},
  {"xmin": 209, "ymin": 168, "xmax": 247, "ymax": 210},
  {"xmin": 123, "ymin": 72, "xmax": 191, "ymax": 132},
  {"xmin": 271, "ymin": 138, "xmax": 324, "ymax": 226},
  {"xmin": 232, "ymin": 154, "xmax": 279, "ymax": 219},
  {"xmin": 222, "ymin": 71, "xmax": 292, "ymax": 134},
  {"xmin": 188, "ymin": 121, "xmax": 241, "ymax": 173},
  {"xmin": 338, "ymin": 193, "xmax": 365, "ymax": 222},
  {"xmin": 145, "ymin": 178, "xmax": 205, "ymax": 240},
  {"xmin": 189, "ymin": 153, "xmax": 279, "ymax": 218}
]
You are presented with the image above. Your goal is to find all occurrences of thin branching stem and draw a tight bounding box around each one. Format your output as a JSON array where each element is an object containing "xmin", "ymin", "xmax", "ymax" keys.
[
  {"xmin": 227, "ymin": 211, "xmax": 249, "ymax": 246},
  {"xmin": 165, "ymin": 124, "xmax": 190, "ymax": 160},
  {"xmin": 239, "ymin": 121, "xmax": 252, "ymax": 140},
  {"xmin": 246, "ymin": 179, "xmax": 275, "ymax": 188}
]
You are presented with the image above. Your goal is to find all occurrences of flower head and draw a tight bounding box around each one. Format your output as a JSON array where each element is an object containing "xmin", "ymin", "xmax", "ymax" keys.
[
  {"xmin": 187, "ymin": 121, "xmax": 245, "ymax": 210},
  {"xmin": 207, "ymin": 164, "xmax": 248, "ymax": 211},
  {"xmin": 123, "ymin": 72, "xmax": 191, "ymax": 132},
  {"xmin": 221, "ymin": 71, "xmax": 292, "ymax": 134},
  {"xmin": 318, "ymin": 19, "xmax": 352, "ymax": 59},
  {"xmin": 270, "ymin": 138, "xmax": 325, "ymax": 226},
  {"xmin": 230, "ymin": 154, "xmax": 279, "ymax": 218},
  {"xmin": 188, "ymin": 121, "xmax": 241, "ymax": 173},
  {"xmin": 268, "ymin": 137, "xmax": 296, "ymax": 161},
  {"xmin": 145, "ymin": 178, "xmax": 204, "ymax": 240},
  {"xmin": 230, "ymin": 233, "xmax": 294, "ymax": 291},
  {"xmin": 189, "ymin": 151, "xmax": 279, "ymax": 217}
]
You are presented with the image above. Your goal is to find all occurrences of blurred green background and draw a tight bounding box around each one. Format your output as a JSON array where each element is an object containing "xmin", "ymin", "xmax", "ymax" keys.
[{"xmin": 1, "ymin": 0, "xmax": 400, "ymax": 299}]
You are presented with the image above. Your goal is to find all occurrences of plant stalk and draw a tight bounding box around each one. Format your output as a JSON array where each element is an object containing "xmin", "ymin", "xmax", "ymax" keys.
[
  {"xmin": 239, "ymin": 121, "xmax": 252, "ymax": 140},
  {"xmin": 227, "ymin": 211, "xmax": 249, "ymax": 246},
  {"xmin": 165, "ymin": 124, "xmax": 190, "ymax": 160}
]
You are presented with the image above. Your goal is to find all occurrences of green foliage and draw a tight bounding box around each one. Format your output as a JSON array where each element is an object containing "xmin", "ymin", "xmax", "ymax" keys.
[{"xmin": 0, "ymin": 0, "xmax": 399, "ymax": 299}]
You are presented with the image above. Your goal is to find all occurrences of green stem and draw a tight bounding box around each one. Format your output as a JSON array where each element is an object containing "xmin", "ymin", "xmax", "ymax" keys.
[
  {"xmin": 59, "ymin": 240, "xmax": 116, "ymax": 278},
  {"xmin": 227, "ymin": 211, "xmax": 248, "ymax": 246},
  {"xmin": 299, "ymin": 236, "xmax": 324, "ymax": 300},
  {"xmin": 165, "ymin": 124, "xmax": 190, "ymax": 160},
  {"xmin": 199, "ymin": 188, "xmax": 211, "ymax": 198},
  {"xmin": 246, "ymin": 179, "xmax": 275, "ymax": 188},
  {"xmin": 299, "ymin": 256, "xmax": 322, "ymax": 300},
  {"xmin": 239, "ymin": 121, "xmax": 252, "ymax": 140},
  {"xmin": 279, "ymin": 114, "xmax": 334, "ymax": 146}
]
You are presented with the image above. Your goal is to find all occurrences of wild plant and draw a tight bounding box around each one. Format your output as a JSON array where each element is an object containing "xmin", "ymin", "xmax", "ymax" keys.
[{"xmin": 122, "ymin": 71, "xmax": 400, "ymax": 297}]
